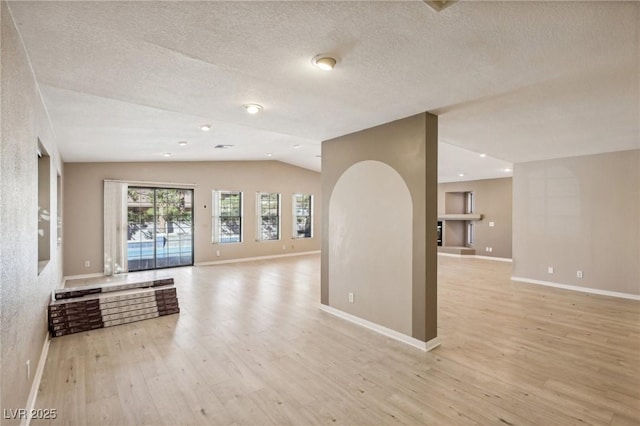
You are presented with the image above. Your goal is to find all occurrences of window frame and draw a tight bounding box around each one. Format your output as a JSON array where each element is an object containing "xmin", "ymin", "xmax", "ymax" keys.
[
  {"xmin": 256, "ymin": 192, "xmax": 281, "ymax": 242},
  {"xmin": 292, "ymin": 194, "xmax": 313, "ymax": 239},
  {"xmin": 465, "ymin": 191, "xmax": 474, "ymax": 214},
  {"xmin": 466, "ymin": 221, "xmax": 474, "ymax": 246},
  {"xmin": 212, "ymin": 190, "xmax": 243, "ymax": 244}
]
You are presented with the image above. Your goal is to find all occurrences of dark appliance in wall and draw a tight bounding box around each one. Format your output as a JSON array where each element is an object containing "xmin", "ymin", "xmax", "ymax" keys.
[{"xmin": 437, "ymin": 221, "xmax": 442, "ymax": 246}]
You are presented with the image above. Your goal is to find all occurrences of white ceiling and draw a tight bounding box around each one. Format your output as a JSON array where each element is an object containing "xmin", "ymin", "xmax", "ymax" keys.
[{"xmin": 7, "ymin": 1, "xmax": 639, "ymax": 181}]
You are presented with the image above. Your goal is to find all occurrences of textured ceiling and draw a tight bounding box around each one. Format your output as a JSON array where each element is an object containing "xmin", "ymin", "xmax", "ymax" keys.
[{"xmin": 7, "ymin": 1, "xmax": 639, "ymax": 180}]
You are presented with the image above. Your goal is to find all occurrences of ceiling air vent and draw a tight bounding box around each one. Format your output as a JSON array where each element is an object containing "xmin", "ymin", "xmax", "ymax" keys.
[
  {"xmin": 422, "ymin": 0, "xmax": 458, "ymax": 12},
  {"xmin": 214, "ymin": 144, "xmax": 234, "ymax": 149}
]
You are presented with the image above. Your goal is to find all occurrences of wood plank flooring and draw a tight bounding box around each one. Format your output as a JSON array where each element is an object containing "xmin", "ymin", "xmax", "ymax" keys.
[{"xmin": 33, "ymin": 254, "xmax": 640, "ymax": 425}]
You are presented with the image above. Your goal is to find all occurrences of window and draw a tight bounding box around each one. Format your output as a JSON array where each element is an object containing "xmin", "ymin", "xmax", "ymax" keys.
[
  {"xmin": 257, "ymin": 192, "xmax": 280, "ymax": 241},
  {"xmin": 293, "ymin": 194, "xmax": 313, "ymax": 239},
  {"xmin": 465, "ymin": 191, "xmax": 474, "ymax": 214},
  {"xmin": 467, "ymin": 222, "xmax": 474, "ymax": 246},
  {"xmin": 212, "ymin": 190, "xmax": 242, "ymax": 243}
]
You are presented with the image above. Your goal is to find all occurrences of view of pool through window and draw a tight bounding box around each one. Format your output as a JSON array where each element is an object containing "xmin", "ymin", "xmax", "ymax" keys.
[{"xmin": 127, "ymin": 187, "xmax": 193, "ymax": 271}]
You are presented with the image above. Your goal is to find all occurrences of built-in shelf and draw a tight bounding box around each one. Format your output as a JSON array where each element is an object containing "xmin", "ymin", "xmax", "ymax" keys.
[
  {"xmin": 438, "ymin": 213, "xmax": 482, "ymax": 221},
  {"xmin": 438, "ymin": 246, "xmax": 476, "ymax": 255}
]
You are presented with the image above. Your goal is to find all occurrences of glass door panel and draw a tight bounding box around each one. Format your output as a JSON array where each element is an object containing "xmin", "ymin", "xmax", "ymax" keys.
[{"xmin": 127, "ymin": 187, "xmax": 193, "ymax": 272}]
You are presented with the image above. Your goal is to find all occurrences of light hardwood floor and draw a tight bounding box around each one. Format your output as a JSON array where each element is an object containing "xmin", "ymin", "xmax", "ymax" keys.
[{"xmin": 34, "ymin": 254, "xmax": 640, "ymax": 425}]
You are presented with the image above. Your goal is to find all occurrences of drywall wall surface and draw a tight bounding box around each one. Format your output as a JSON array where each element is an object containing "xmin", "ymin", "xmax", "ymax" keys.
[
  {"xmin": 322, "ymin": 112, "xmax": 438, "ymax": 342},
  {"xmin": 328, "ymin": 161, "xmax": 413, "ymax": 335},
  {"xmin": 513, "ymin": 150, "xmax": 639, "ymax": 295},
  {"xmin": 63, "ymin": 160, "xmax": 321, "ymax": 276},
  {"xmin": 1, "ymin": 2, "xmax": 63, "ymax": 421},
  {"xmin": 438, "ymin": 177, "xmax": 513, "ymax": 258}
]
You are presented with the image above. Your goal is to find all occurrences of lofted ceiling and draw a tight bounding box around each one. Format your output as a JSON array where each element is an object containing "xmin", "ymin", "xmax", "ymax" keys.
[{"xmin": 6, "ymin": 1, "xmax": 639, "ymax": 181}]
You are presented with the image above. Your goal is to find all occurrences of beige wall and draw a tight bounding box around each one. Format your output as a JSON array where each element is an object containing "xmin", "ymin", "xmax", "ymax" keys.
[
  {"xmin": 328, "ymin": 160, "xmax": 413, "ymax": 335},
  {"xmin": 322, "ymin": 112, "xmax": 438, "ymax": 342},
  {"xmin": 1, "ymin": 2, "xmax": 64, "ymax": 420},
  {"xmin": 63, "ymin": 161, "xmax": 321, "ymax": 276},
  {"xmin": 512, "ymin": 150, "xmax": 640, "ymax": 296},
  {"xmin": 438, "ymin": 178, "xmax": 513, "ymax": 259}
]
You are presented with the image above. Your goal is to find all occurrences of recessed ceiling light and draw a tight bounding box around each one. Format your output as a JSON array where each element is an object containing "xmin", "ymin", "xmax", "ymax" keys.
[
  {"xmin": 293, "ymin": 144, "xmax": 300, "ymax": 149},
  {"xmin": 312, "ymin": 54, "xmax": 337, "ymax": 71},
  {"xmin": 479, "ymin": 153, "xmax": 487, "ymax": 158},
  {"xmin": 458, "ymin": 173, "xmax": 465, "ymax": 177},
  {"xmin": 267, "ymin": 153, "xmax": 273, "ymax": 157},
  {"xmin": 178, "ymin": 140, "xmax": 188, "ymax": 146},
  {"xmin": 316, "ymin": 155, "xmax": 322, "ymax": 158},
  {"xmin": 504, "ymin": 168, "xmax": 512, "ymax": 172},
  {"xmin": 200, "ymin": 124, "xmax": 211, "ymax": 131},
  {"xmin": 163, "ymin": 152, "xmax": 172, "ymax": 157},
  {"xmin": 243, "ymin": 104, "xmax": 263, "ymax": 114},
  {"xmin": 214, "ymin": 144, "xmax": 233, "ymax": 149}
]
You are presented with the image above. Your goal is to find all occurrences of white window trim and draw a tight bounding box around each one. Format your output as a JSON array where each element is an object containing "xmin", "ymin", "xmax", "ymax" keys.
[
  {"xmin": 292, "ymin": 194, "xmax": 313, "ymax": 239},
  {"xmin": 465, "ymin": 191, "xmax": 474, "ymax": 214},
  {"xmin": 212, "ymin": 190, "xmax": 243, "ymax": 244},
  {"xmin": 256, "ymin": 192, "xmax": 281, "ymax": 241}
]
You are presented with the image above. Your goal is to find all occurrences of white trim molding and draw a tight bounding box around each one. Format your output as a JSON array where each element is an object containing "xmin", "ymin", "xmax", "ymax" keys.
[
  {"xmin": 23, "ymin": 335, "xmax": 51, "ymax": 426},
  {"xmin": 438, "ymin": 252, "xmax": 512, "ymax": 262},
  {"xmin": 196, "ymin": 250, "xmax": 321, "ymax": 266},
  {"xmin": 511, "ymin": 276, "xmax": 640, "ymax": 301},
  {"xmin": 318, "ymin": 304, "xmax": 441, "ymax": 352}
]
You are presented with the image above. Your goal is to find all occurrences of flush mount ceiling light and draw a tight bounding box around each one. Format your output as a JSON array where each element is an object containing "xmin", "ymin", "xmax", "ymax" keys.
[
  {"xmin": 163, "ymin": 152, "xmax": 172, "ymax": 157},
  {"xmin": 200, "ymin": 124, "xmax": 211, "ymax": 131},
  {"xmin": 266, "ymin": 153, "xmax": 273, "ymax": 157},
  {"xmin": 504, "ymin": 168, "xmax": 512, "ymax": 172},
  {"xmin": 479, "ymin": 153, "xmax": 487, "ymax": 158},
  {"xmin": 243, "ymin": 104, "xmax": 263, "ymax": 114},
  {"xmin": 458, "ymin": 173, "xmax": 465, "ymax": 177},
  {"xmin": 311, "ymin": 54, "xmax": 337, "ymax": 71},
  {"xmin": 178, "ymin": 140, "xmax": 188, "ymax": 146}
]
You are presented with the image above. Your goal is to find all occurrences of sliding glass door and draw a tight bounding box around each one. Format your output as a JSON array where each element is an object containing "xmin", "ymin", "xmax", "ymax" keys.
[{"xmin": 127, "ymin": 187, "xmax": 193, "ymax": 271}]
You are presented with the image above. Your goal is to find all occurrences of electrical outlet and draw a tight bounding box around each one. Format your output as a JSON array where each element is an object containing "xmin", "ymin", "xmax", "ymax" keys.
[
  {"xmin": 216, "ymin": 250, "xmax": 220, "ymax": 257},
  {"xmin": 488, "ymin": 247, "xmax": 493, "ymax": 252},
  {"xmin": 348, "ymin": 293, "xmax": 354, "ymax": 303},
  {"xmin": 26, "ymin": 360, "xmax": 30, "ymax": 380},
  {"xmin": 577, "ymin": 270, "xmax": 583, "ymax": 278},
  {"xmin": 282, "ymin": 245, "xmax": 286, "ymax": 250},
  {"xmin": 84, "ymin": 260, "xmax": 90, "ymax": 268},
  {"xmin": 489, "ymin": 221, "xmax": 495, "ymax": 227},
  {"xmin": 548, "ymin": 266, "xmax": 554, "ymax": 274}
]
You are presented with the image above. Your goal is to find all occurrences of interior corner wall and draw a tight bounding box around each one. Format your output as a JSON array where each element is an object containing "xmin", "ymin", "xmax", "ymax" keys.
[
  {"xmin": 321, "ymin": 112, "xmax": 438, "ymax": 342},
  {"xmin": 63, "ymin": 161, "xmax": 321, "ymax": 276},
  {"xmin": 1, "ymin": 1, "xmax": 63, "ymax": 421},
  {"xmin": 512, "ymin": 150, "xmax": 640, "ymax": 296},
  {"xmin": 438, "ymin": 177, "xmax": 513, "ymax": 259}
]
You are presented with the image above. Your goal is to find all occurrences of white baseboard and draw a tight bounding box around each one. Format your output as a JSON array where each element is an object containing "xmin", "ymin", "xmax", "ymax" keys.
[
  {"xmin": 318, "ymin": 304, "xmax": 441, "ymax": 352},
  {"xmin": 62, "ymin": 272, "xmax": 105, "ymax": 287},
  {"xmin": 438, "ymin": 252, "xmax": 513, "ymax": 262},
  {"xmin": 511, "ymin": 276, "xmax": 640, "ymax": 301},
  {"xmin": 196, "ymin": 250, "xmax": 321, "ymax": 266},
  {"xmin": 23, "ymin": 335, "xmax": 51, "ymax": 426}
]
